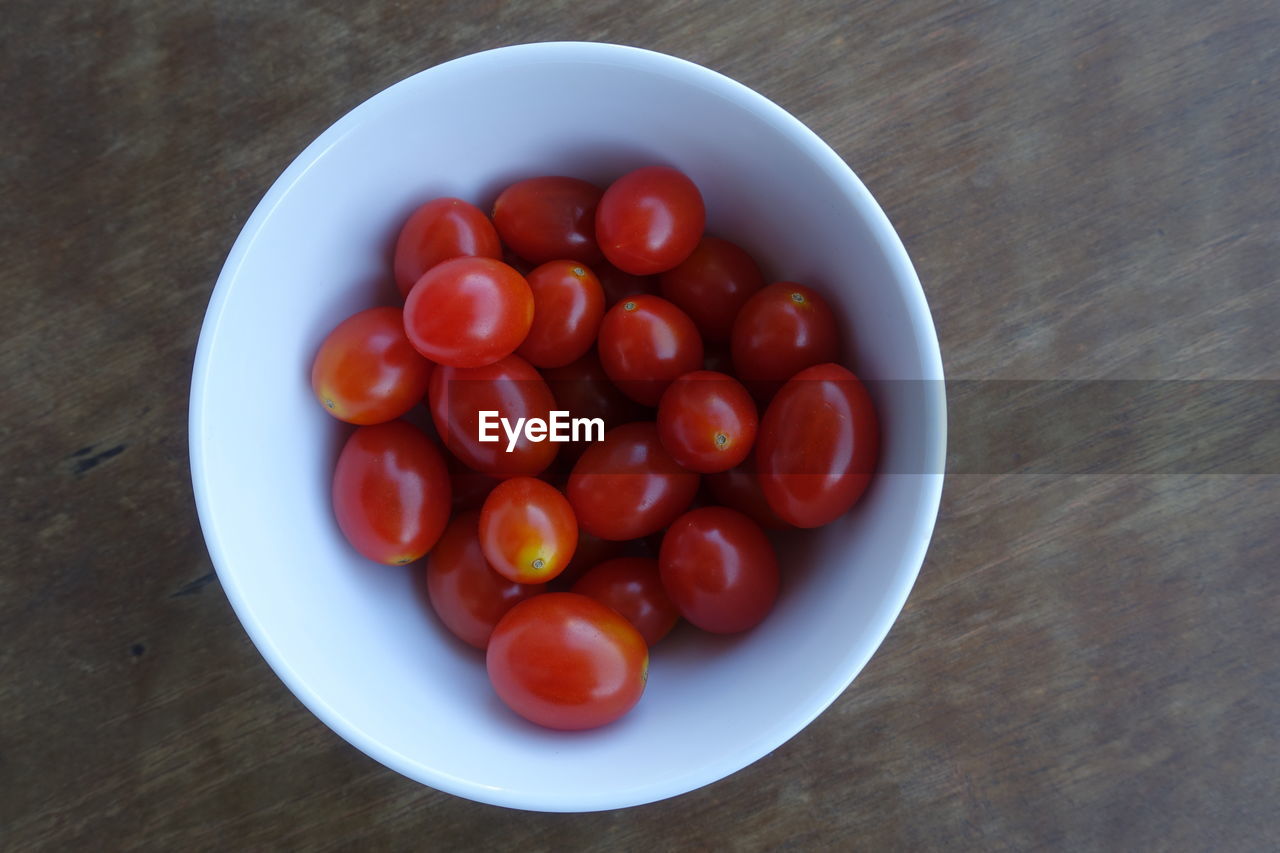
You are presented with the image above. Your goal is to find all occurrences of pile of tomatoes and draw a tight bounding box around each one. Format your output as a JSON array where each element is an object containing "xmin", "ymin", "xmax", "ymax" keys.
[{"xmin": 311, "ymin": 166, "xmax": 880, "ymax": 730}]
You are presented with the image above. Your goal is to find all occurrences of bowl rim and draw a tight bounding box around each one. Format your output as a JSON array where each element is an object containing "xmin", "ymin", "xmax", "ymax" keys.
[{"xmin": 189, "ymin": 40, "xmax": 946, "ymax": 812}]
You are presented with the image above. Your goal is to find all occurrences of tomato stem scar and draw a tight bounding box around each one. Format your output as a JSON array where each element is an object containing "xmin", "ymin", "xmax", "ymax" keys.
[{"xmin": 790, "ymin": 292, "xmax": 805, "ymax": 304}]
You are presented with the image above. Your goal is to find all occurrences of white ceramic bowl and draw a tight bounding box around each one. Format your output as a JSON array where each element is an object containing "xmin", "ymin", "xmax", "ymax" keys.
[{"xmin": 190, "ymin": 42, "xmax": 945, "ymax": 812}]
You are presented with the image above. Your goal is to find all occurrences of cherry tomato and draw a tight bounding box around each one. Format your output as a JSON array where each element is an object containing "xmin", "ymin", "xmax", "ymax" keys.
[
  {"xmin": 572, "ymin": 557, "xmax": 679, "ymax": 646},
  {"xmin": 656, "ymin": 370, "xmax": 757, "ymax": 473},
  {"xmin": 567, "ymin": 422, "xmax": 700, "ymax": 541},
  {"xmin": 404, "ymin": 257, "xmax": 533, "ymax": 368},
  {"xmin": 706, "ymin": 457, "xmax": 791, "ymax": 530},
  {"xmin": 516, "ymin": 261, "xmax": 605, "ymax": 368},
  {"xmin": 597, "ymin": 295, "xmax": 703, "ymax": 406},
  {"xmin": 731, "ymin": 282, "xmax": 841, "ymax": 399},
  {"xmin": 756, "ymin": 362, "xmax": 880, "ymax": 528},
  {"xmin": 596, "ymin": 166, "xmax": 705, "ymax": 275},
  {"xmin": 487, "ymin": 592, "xmax": 648, "ymax": 730},
  {"xmin": 426, "ymin": 511, "xmax": 545, "ymax": 649},
  {"xmin": 595, "ymin": 262, "xmax": 659, "ymax": 308},
  {"xmin": 492, "ymin": 176, "xmax": 603, "ymax": 265},
  {"xmin": 394, "ymin": 198, "xmax": 501, "ymax": 298},
  {"xmin": 479, "ymin": 477, "xmax": 577, "ymax": 584},
  {"xmin": 659, "ymin": 506, "xmax": 779, "ymax": 633},
  {"xmin": 331, "ymin": 420, "xmax": 451, "ymax": 565},
  {"xmin": 659, "ymin": 236, "xmax": 764, "ymax": 343},
  {"xmin": 428, "ymin": 354, "xmax": 559, "ymax": 478},
  {"xmin": 311, "ymin": 307, "xmax": 433, "ymax": 425}
]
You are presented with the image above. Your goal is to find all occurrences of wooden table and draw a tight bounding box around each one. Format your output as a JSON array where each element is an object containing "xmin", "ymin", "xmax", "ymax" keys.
[{"xmin": 4, "ymin": 1, "xmax": 1276, "ymax": 848}]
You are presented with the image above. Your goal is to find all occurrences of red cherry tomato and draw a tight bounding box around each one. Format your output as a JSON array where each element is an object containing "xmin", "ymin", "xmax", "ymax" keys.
[
  {"xmin": 731, "ymin": 282, "xmax": 841, "ymax": 398},
  {"xmin": 487, "ymin": 592, "xmax": 648, "ymax": 730},
  {"xmin": 597, "ymin": 295, "xmax": 703, "ymax": 406},
  {"xmin": 659, "ymin": 506, "xmax": 779, "ymax": 633},
  {"xmin": 394, "ymin": 198, "xmax": 501, "ymax": 298},
  {"xmin": 572, "ymin": 557, "xmax": 679, "ymax": 646},
  {"xmin": 756, "ymin": 362, "xmax": 880, "ymax": 528},
  {"xmin": 311, "ymin": 307, "xmax": 433, "ymax": 425},
  {"xmin": 706, "ymin": 457, "xmax": 791, "ymax": 530},
  {"xmin": 596, "ymin": 166, "xmax": 705, "ymax": 275},
  {"xmin": 492, "ymin": 176, "xmax": 603, "ymax": 265},
  {"xmin": 404, "ymin": 257, "xmax": 533, "ymax": 368},
  {"xmin": 331, "ymin": 421, "xmax": 451, "ymax": 565},
  {"xmin": 595, "ymin": 262, "xmax": 658, "ymax": 308},
  {"xmin": 428, "ymin": 354, "xmax": 559, "ymax": 478},
  {"xmin": 479, "ymin": 477, "xmax": 577, "ymax": 584},
  {"xmin": 659, "ymin": 236, "xmax": 764, "ymax": 343},
  {"xmin": 515, "ymin": 261, "xmax": 605, "ymax": 368},
  {"xmin": 656, "ymin": 370, "xmax": 757, "ymax": 473},
  {"xmin": 426, "ymin": 511, "xmax": 545, "ymax": 649},
  {"xmin": 567, "ymin": 422, "xmax": 700, "ymax": 541}
]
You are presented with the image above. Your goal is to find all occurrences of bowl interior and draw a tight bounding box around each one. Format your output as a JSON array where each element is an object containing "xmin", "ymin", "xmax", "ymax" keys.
[{"xmin": 191, "ymin": 42, "xmax": 944, "ymax": 812}]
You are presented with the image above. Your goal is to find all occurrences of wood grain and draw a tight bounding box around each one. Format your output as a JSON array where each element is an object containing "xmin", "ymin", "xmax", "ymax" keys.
[{"xmin": 2, "ymin": 0, "xmax": 1277, "ymax": 849}]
